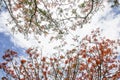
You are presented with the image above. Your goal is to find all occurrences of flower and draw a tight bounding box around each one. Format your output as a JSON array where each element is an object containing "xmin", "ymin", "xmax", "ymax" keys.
[
  {"xmin": 26, "ymin": 48, "xmax": 32, "ymax": 54},
  {"xmin": 41, "ymin": 57, "xmax": 46, "ymax": 62},
  {"xmin": 21, "ymin": 59, "xmax": 26, "ymax": 64}
]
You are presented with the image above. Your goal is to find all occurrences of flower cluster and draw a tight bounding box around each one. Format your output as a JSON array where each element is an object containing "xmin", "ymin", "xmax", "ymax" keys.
[{"xmin": 0, "ymin": 29, "xmax": 120, "ymax": 80}]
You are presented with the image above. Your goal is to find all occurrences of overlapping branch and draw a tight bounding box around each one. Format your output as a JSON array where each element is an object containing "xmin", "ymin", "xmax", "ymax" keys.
[{"xmin": 1, "ymin": 0, "xmax": 104, "ymax": 37}]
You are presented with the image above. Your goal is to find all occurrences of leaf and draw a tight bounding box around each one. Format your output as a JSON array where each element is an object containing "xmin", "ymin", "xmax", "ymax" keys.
[
  {"xmin": 80, "ymin": 3, "xmax": 85, "ymax": 7},
  {"xmin": 72, "ymin": 9, "xmax": 76, "ymax": 14},
  {"xmin": 28, "ymin": 2, "xmax": 32, "ymax": 5},
  {"xmin": 39, "ymin": 9, "xmax": 47, "ymax": 16}
]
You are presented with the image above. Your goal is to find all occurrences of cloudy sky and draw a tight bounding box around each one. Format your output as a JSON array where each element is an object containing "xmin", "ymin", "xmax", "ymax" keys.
[{"xmin": 0, "ymin": 0, "xmax": 120, "ymax": 78}]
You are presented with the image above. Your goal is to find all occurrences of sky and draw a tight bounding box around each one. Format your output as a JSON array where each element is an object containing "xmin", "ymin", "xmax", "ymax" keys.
[{"xmin": 0, "ymin": 0, "xmax": 120, "ymax": 79}]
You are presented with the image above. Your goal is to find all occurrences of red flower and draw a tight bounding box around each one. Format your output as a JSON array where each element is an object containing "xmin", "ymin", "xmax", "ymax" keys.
[
  {"xmin": 41, "ymin": 57, "xmax": 46, "ymax": 62},
  {"xmin": 10, "ymin": 50, "xmax": 17, "ymax": 56},
  {"xmin": 26, "ymin": 48, "xmax": 32, "ymax": 54},
  {"xmin": 21, "ymin": 59, "xmax": 26, "ymax": 64}
]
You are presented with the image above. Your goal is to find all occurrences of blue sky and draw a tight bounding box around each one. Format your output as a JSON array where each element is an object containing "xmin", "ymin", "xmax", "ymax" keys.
[
  {"xmin": 0, "ymin": 32, "xmax": 25, "ymax": 78},
  {"xmin": 0, "ymin": 32, "xmax": 25, "ymax": 62},
  {"xmin": 0, "ymin": 1, "xmax": 120, "ymax": 79}
]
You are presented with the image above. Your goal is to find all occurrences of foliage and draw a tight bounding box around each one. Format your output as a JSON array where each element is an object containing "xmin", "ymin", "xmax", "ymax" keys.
[
  {"xmin": 0, "ymin": 29, "xmax": 120, "ymax": 80},
  {"xmin": 1, "ymin": 0, "xmax": 104, "ymax": 38},
  {"xmin": 0, "ymin": 0, "xmax": 120, "ymax": 80}
]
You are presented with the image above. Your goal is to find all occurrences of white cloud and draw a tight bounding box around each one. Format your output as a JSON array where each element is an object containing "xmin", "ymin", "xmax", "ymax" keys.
[
  {"xmin": 0, "ymin": 12, "xmax": 9, "ymax": 33},
  {"xmin": 0, "ymin": 1, "xmax": 120, "ymax": 56},
  {"xmin": 82, "ymin": 1, "xmax": 120, "ymax": 40}
]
